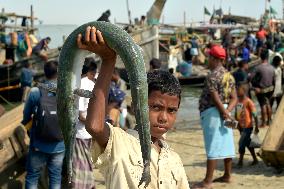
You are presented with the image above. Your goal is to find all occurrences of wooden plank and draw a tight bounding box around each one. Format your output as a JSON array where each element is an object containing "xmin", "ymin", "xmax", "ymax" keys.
[
  {"xmin": 0, "ymin": 104, "xmax": 24, "ymax": 141},
  {"xmin": 262, "ymin": 96, "xmax": 284, "ymax": 151},
  {"xmin": 261, "ymin": 150, "xmax": 284, "ymax": 167}
]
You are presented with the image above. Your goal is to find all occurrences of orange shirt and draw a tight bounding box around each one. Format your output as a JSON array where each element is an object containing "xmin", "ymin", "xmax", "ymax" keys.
[
  {"xmin": 256, "ymin": 29, "xmax": 267, "ymax": 40},
  {"xmin": 235, "ymin": 97, "xmax": 257, "ymax": 128}
]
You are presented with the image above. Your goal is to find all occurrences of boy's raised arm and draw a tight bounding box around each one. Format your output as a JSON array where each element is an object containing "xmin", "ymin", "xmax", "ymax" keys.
[{"xmin": 77, "ymin": 26, "xmax": 117, "ymax": 148}]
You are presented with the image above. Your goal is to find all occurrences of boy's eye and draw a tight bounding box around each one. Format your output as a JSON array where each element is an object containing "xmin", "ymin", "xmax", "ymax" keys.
[
  {"xmin": 168, "ymin": 108, "xmax": 178, "ymax": 114},
  {"xmin": 149, "ymin": 105, "xmax": 161, "ymax": 111}
]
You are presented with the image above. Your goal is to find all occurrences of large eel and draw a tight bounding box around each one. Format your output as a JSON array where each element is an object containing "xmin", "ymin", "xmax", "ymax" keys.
[{"xmin": 57, "ymin": 21, "xmax": 151, "ymax": 187}]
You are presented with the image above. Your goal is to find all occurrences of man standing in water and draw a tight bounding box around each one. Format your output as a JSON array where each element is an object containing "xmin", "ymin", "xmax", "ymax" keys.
[{"xmin": 194, "ymin": 45, "xmax": 237, "ymax": 189}]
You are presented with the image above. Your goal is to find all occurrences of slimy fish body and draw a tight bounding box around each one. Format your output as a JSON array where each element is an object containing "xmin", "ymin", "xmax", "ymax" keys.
[{"xmin": 57, "ymin": 21, "xmax": 151, "ymax": 187}]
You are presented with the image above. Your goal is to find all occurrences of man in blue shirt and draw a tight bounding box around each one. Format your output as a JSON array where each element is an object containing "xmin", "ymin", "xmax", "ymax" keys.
[
  {"xmin": 177, "ymin": 48, "xmax": 192, "ymax": 77},
  {"xmin": 241, "ymin": 42, "xmax": 250, "ymax": 63},
  {"xmin": 22, "ymin": 60, "xmax": 65, "ymax": 189},
  {"xmin": 20, "ymin": 61, "xmax": 35, "ymax": 102},
  {"xmin": 32, "ymin": 37, "xmax": 51, "ymax": 61}
]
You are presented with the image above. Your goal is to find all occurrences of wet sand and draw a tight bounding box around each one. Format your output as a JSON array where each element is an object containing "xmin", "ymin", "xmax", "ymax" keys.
[{"xmin": 93, "ymin": 120, "xmax": 284, "ymax": 189}]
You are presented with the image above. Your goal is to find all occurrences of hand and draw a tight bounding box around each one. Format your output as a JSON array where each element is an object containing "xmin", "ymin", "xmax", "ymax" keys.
[
  {"xmin": 77, "ymin": 26, "xmax": 116, "ymax": 62},
  {"xmin": 222, "ymin": 109, "xmax": 232, "ymax": 120}
]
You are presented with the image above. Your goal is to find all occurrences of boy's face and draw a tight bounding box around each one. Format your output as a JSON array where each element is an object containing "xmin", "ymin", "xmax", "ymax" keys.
[
  {"xmin": 148, "ymin": 90, "xmax": 179, "ymax": 139},
  {"xmin": 237, "ymin": 87, "xmax": 245, "ymax": 98},
  {"xmin": 87, "ymin": 70, "xmax": 96, "ymax": 81}
]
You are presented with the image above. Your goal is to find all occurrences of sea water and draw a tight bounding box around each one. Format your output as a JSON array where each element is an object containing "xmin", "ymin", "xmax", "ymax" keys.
[{"xmin": 37, "ymin": 24, "xmax": 78, "ymax": 48}]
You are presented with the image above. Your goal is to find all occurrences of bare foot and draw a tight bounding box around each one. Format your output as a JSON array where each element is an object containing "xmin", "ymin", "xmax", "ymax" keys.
[
  {"xmin": 192, "ymin": 181, "xmax": 213, "ymax": 189},
  {"xmin": 213, "ymin": 176, "xmax": 231, "ymax": 183}
]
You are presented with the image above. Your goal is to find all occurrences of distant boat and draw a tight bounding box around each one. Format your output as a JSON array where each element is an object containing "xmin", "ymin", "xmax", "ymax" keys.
[
  {"xmin": 177, "ymin": 58, "xmax": 262, "ymax": 87},
  {"xmin": 0, "ymin": 6, "xmax": 61, "ymax": 102}
]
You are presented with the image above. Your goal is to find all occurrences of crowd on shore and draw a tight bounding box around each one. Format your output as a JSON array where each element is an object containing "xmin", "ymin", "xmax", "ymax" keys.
[{"xmin": 13, "ymin": 23, "xmax": 284, "ymax": 189}]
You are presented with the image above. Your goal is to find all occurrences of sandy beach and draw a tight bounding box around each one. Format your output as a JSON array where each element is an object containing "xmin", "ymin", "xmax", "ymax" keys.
[{"xmin": 93, "ymin": 120, "xmax": 284, "ymax": 189}]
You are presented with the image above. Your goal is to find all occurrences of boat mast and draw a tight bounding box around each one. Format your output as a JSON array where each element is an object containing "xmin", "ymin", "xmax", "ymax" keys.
[
  {"xmin": 126, "ymin": 0, "xmax": 132, "ymax": 24},
  {"xmin": 283, "ymin": 0, "xmax": 284, "ymax": 19},
  {"xmin": 30, "ymin": 5, "xmax": 34, "ymax": 34}
]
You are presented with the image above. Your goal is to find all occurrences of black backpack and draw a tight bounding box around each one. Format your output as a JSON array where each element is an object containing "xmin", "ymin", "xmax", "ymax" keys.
[{"xmin": 34, "ymin": 87, "xmax": 63, "ymax": 142}]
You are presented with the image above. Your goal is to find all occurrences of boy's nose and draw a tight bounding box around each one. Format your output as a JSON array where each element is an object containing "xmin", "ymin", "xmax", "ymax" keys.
[{"xmin": 158, "ymin": 111, "xmax": 168, "ymax": 123}]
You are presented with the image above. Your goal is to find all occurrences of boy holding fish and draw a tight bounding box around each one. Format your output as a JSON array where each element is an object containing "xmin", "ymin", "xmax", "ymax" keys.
[{"xmin": 77, "ymin": 26, "xmax": 190, "ymax": 189}]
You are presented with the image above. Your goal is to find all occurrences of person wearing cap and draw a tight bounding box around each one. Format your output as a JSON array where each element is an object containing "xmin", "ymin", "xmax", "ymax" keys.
[
  {"xmin": 195, "ymin": 45, "xmax": 237, "ymax": 189},
  {"xmin": 106, "ymin": 84, "xmax": 126, "ymax": 128}
]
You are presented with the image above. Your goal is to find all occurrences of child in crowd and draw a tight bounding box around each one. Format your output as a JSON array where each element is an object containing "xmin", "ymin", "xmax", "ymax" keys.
[
  {"xmin": 106, "ymin": 84, "xmax": 126, "ymax": 128},
  {"xmin": 235, "ymin": 83, "xmax": 259, "ymax": 167},
  {"xmin": 77, "ymin": 26, "xmax": 190, "ymax": 189}
]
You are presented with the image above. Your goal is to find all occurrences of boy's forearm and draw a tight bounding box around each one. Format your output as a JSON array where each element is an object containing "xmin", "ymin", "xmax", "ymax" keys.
[{"xmin": 86, "ymin": 58, "xmax": 116, "ymax": 147}]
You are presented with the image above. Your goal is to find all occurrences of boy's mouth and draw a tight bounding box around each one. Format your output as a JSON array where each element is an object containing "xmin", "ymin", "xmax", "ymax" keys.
[{"xmin": 154, "ymin": 125, "xmax": 168, "ymax": 130}]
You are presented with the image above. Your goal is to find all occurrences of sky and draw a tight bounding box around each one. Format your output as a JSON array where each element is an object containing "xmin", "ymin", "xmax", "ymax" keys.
[{"xmin": 0, "ymin": 0, "xmax": 283, "ymax": 25}]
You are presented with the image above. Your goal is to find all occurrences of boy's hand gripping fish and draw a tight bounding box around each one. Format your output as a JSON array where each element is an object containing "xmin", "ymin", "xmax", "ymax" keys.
[{"xmin": 57, "ymin": 21, "xmax": 151, "ymax": 188}]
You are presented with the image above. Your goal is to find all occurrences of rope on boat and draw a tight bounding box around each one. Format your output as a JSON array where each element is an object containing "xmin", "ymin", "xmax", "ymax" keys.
[{"xmin": 0, "ymin": 94, "xmax": 16, "ymax": 108}]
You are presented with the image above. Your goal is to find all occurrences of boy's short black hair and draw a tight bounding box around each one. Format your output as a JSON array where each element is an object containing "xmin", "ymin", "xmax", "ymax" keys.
[
  {"xmin": 149, "ymin": 58, "xmax": 162, "ymax": 70},
  {"xmin": 82, "ymin": 57, "xmax": 97, "ymax": 75},
  {"xmin": 44, "ymin": 60, "xmax": 58, "ymax": 79},
  {"xmin": 23, "ymin": 60, "xmax": 31, "ymax": 68},
  {"xmin": 147, "ymin": 70, "xmax": 181, "ymax": 103},
  {"xmin": 272, "ymin": 55, "xmax": 282, "ymax": 68},
  {"xmin": 238, "ymin": 60, "xmax": 247, "ymax": 68},
  {"xmin": 260, "ymin": 49, "xmax": 269, "ymax": 61}
]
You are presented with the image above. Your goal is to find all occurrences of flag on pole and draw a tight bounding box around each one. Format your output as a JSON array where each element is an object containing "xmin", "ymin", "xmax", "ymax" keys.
[
  {"xmin": 270, "ymin": 6, "xmax": 277, "ymax": 14},
  {"xmin": 204, "ymin": 6, "xmax": 211, "ymax": 16}
]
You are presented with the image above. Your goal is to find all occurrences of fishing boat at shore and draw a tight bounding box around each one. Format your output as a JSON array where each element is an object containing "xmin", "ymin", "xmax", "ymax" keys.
[
  {"xmin": 177, "ymin": 57, "xmax": 262, "ymax": 86},
  {"xmin": 115, "ymin": 0, "xmax": 266, "ymax": 88},
  {"xmin": 0, "ymin": 6, "xmax": 61, "ymax": 102}
]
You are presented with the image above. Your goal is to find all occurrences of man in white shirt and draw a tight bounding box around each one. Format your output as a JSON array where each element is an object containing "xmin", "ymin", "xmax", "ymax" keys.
[{"xmin": 71, "ymin": 58, "xmax": 97, "ymax": 189}]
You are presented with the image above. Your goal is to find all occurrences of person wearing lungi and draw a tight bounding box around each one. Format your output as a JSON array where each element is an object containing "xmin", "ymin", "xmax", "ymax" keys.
[
  {"xmin": 71, "ymin": 58, "xmax": 97, "ymax": 189},
  {"xmin": 193, "ymin": 45, "xmax": 238, "ymax": 189}
]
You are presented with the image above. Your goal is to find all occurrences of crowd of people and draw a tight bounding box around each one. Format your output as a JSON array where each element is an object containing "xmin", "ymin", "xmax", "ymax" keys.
[{"xmin": 19, "ymin": 24, "xmax": 284, "ymax": 189}]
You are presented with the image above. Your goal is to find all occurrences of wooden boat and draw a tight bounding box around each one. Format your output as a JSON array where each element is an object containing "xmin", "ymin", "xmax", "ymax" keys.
[
  {"xmin": 0, "ymin": 48, "xmax": 60, "ymax": 102},
  {"xmin": 178, "ymin": 75, "xmax": 206, "ymax": 86},
  {"xmin": 0, "ymin": 6, "xmax": 61, "ymax": 102},
  {"xmin": 177, "ymin": 58, "xmax": 262, "ymax": 87},
  {"xmin": 0, "ymin": 104, "xmax": 29, "ymax": 188},
  {"xmin": 260, "ymin": 96, "xmax": 284, "ymax": 168}
]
